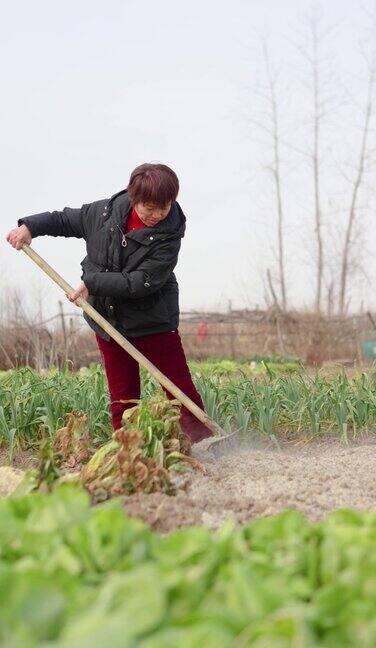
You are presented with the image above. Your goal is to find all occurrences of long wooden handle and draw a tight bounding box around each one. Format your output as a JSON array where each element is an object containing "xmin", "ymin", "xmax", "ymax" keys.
[{"xmin": 21, "ymin": 244, "xmax": 224, "ymax": 437}]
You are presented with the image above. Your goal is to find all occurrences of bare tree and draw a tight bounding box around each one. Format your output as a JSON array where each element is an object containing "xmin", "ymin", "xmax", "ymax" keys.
[
  {"xmin": 261, "ymin": 40, "xmax": 288, "ymax": 311},
  {"xmin": 247, "ymin": 37, "xmax": 289, "ymax": 310},
  {"xmin": 338, "ymin": 51, "xmax": 376, "ymax": 314},
  {"xmin": 297, "ymin": 7, "xmax": 337, "ymax": 313},
  {"xmin": 310, "ymin": 14, "xmax": 324, "ymax": 313},
  {"xmin": 251, "ymin": 10, "xmax": 336, "ymax": 314},
  {"xmin": 266, "ymin": 267, "xmax": 281, "ymax": 310},
  {"xmin": 245, "ymin": 4, "xmax": 376, "ymax": 316}
]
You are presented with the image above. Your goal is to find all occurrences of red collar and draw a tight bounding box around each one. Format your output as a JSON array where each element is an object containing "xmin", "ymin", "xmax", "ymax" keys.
[{"xmin": 125, "ymin": 207, "xmax": 146, "ymax": 232}]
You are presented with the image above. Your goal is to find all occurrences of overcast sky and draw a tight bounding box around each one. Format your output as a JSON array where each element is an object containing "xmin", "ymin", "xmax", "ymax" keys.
[{"xmin": 2, "ymin": 0, "xmax": 375, "ymax": 322}]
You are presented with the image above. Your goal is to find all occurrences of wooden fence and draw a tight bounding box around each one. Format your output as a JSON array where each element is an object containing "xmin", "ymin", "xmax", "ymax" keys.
[{"xmin": 1, "ymin": 307, "xmax": 376, "ymax": 370}]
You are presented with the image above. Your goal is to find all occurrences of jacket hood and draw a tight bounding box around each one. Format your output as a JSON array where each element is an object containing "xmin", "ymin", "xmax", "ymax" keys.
[{"xmin": 108, "ymin": 188, "xmax": 186, "ymax": 240}]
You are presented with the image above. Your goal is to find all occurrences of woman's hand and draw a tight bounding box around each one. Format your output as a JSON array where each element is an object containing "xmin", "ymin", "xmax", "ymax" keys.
[
  {"xmin": 66, "ymin": 280, "xmax": 89, "ymax": 304},
  {"xmin": 6, "ymin": 224, "xmax": 32, "ymax": 250}
]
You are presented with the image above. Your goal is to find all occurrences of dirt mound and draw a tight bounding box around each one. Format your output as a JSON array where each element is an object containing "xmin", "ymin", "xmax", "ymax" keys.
[
  {"xmin": 0, "ymin": 467, "xmax": 25, "ymax": 497},
  {"xmin": 123, "ymin": 437, "xmax": 376, "ymax": 532}
]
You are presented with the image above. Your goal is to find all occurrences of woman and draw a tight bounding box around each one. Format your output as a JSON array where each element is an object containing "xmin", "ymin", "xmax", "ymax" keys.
[{"xmin": 6, "ymin": 163, "xmax": 213, "ymax": 445}]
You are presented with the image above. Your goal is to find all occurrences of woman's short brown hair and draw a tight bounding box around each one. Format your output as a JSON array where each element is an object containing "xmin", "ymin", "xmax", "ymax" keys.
[{"xmin": 127, "ymin": 163, "xmax": 179, "ymax": 208}]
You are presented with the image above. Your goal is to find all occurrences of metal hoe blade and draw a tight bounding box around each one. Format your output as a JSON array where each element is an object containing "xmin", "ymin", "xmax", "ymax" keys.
[{"xmin": 205, "ymin": 431, "xmax": 242, "ymax": 457}]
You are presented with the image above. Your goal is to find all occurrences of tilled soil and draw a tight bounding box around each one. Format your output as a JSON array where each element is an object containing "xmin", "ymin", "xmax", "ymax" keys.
[
  {"xmin": 2, "ymin": 439, "xmax": 376, "ymax": 533},
  {"xmin": 0, "ymin": 449, "xmax": 37, "ymax": 497},
  {"xmin": 123, "ymin": 437, "xmax": 376, "ymax": 532}
]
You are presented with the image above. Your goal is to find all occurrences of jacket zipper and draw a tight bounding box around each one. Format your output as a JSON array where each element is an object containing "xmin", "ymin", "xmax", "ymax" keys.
[{"xmin": 116, "ymin": 223, "xmax": 127, "ymax": 247}]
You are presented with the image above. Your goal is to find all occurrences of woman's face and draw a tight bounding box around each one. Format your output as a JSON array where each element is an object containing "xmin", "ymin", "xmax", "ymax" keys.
[{"xmin": 134, "ymin": 201, "xmax": 172, "ymax": 227}]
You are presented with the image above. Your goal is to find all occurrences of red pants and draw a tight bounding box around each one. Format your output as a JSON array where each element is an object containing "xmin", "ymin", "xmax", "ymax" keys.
[{"xmin": 95, "ymin": 330, "xmax": 213, "ymax": 443}]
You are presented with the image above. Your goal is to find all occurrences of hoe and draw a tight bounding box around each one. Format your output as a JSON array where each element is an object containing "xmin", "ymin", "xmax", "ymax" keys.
[{"xmin": 22, "ymin": 244, "xmax": 238, "ymax": 455}]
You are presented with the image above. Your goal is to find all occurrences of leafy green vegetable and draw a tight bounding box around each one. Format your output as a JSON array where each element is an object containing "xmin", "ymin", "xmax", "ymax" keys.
[{"xmin": 1, "ymin": 486, "xmax": 376, "ymax": 646}]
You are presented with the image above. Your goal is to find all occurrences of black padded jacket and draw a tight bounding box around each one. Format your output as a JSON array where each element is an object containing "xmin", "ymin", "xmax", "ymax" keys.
[{"xmin": 18, "ymin": 188, "xmax": 186, "ymax": 340}]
